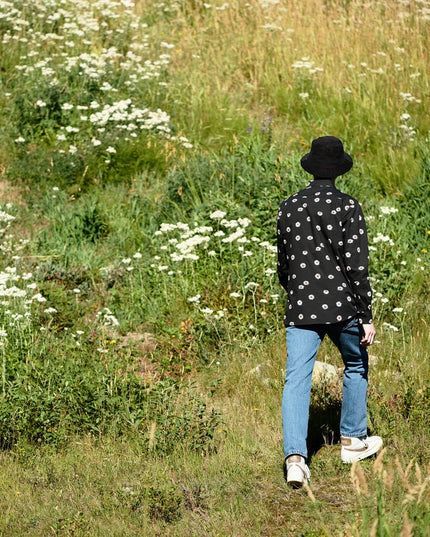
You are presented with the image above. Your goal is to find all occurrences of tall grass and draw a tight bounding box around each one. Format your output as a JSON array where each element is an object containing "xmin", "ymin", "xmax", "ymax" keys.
[{"xmin": 136, "ymin": 0, "xmax": 429, "ymax": 191}]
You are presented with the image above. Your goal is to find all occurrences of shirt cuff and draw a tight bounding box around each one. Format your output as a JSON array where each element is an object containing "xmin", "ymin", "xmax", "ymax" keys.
[{"xmin": 358, "ymin": 313, "xmax": 373, "ymax": 324}]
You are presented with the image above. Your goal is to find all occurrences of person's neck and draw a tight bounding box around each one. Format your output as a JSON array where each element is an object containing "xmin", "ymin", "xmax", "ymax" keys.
[{"xmin": 312, "ymin": 177, "xmax": 337, "ymax": 185}]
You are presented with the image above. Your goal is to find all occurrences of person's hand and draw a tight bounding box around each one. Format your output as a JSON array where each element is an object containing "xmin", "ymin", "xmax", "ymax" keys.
[{"xmin": 361, "ymin": 323, "xmax": 376, "ymax": 346}]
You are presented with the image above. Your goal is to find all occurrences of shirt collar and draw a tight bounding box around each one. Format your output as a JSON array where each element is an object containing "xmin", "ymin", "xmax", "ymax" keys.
[{"xmin": 306, "ymin": 179, "xmax": 336, "ymax": 189}]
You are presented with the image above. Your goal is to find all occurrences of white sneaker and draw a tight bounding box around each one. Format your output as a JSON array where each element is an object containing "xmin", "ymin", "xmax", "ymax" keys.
[
  {"xmin": 285, "ymin": 455, "xmax": 311, "ymax": 488},
  {"xmin": 341, "ymin": 435, "xmax": 383, "ymax": 463}
]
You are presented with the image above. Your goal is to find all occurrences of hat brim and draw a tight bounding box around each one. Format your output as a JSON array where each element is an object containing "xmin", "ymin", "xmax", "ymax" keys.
[{"xmin": 300, "ymin": 152, "xmax": 353, "ymax": 177}]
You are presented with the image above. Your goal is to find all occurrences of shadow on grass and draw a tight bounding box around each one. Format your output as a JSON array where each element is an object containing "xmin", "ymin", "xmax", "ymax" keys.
[
  {"xmin": 307, "ymin": 400, "xmax": 342, "ymax": 463},
  {"xmin": 282, "ymin": 399, "xmax": 342, "ymax": 480}
]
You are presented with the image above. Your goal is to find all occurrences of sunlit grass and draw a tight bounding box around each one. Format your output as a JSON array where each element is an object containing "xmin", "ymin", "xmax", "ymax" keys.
[
  {"xmin": 135, "ymin": 0, "xmax": 429, "ymax": 191},
  {"xmin": 0, "ymin": 0, "xmax": 429, "ymax": 534},
  {"xmin": 0, "ymin": 326, "xmax": 428, "ymax": 535}
]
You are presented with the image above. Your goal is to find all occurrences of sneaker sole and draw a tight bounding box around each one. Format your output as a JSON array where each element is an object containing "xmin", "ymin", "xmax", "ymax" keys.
[
  {"xmin": 341, "ymin": 440, "xmax": 383, "ymax": 463},
  {"xmin": 287, "ymin": 479, "xmax": 305, "ymax": 489}
]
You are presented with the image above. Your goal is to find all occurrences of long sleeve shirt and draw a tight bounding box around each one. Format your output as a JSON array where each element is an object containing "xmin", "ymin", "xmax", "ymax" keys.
[{"xmin": 277, "ymin": 179, "xmax": 373, "ymax": 326}]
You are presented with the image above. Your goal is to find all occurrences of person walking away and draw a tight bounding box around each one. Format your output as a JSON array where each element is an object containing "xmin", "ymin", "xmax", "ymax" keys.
[{"xmin": 277, "ymin": 136, "xmax": 383, "ymax": 488}]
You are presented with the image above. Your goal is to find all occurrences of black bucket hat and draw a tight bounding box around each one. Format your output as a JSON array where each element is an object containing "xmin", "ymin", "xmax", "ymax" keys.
[{"xmin": 300, "ymin": 136, "xmax": 353, "ymax": 177}]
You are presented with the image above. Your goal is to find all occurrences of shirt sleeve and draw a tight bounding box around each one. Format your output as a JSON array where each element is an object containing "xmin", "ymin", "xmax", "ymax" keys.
[
  {"xmin": 277, "ymin": 203, "xmax": 289, "ymax": 292},
  {"xmin": 342, "ymin": 202, "xmax": 373, "ymax": 324}
]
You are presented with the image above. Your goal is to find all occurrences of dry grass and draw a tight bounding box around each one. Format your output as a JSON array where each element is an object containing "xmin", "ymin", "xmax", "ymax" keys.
[
  {"xmin": 136, "ymin": 0, "xmax": 429, "ymax": 172},
  {"xmin": 0, "ymin": 179, "xmax": 26, "ymax": 207}
]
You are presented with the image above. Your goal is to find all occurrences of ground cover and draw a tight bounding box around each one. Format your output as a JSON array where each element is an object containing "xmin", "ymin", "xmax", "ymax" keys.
[{"xmin": 0, "ymin": 0, "xmax": 429, "ymax": 535}]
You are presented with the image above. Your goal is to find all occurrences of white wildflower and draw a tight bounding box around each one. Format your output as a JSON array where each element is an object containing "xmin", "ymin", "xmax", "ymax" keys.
[
  {"xmin": 382, "ymin": 322, "xmax": 399, "ymax": 332},
  {"xmin": 210, "ymin": 210, "xmax": 227, "ymax": 219},
  {"xmin": 238, "ymin": 217, "xmax": 251, "ymax": 228},
  {"xmin": 221, "ymin": 219, "xmax": 238, "ymax": 228},
  {"xmin": 96, "ymin": 308, "xmax": 119, "ymax": 327},
  {"xmin": 32, "ymin": 293, "xmax": 47, "ymax": 303},
  {"xmin": 373, "ymin": 233, "xmax": 394, "ymax": 246},
  {"xmin": 159, "ymin": 223, "xmax": 177, "ymax": 233},
  {"xmin": 380, "ymin": 206, "xmax": 398, "ymax": 215},
  {"xmin": 222, "ymin": 228, "xmax": 245, "ymax": 243}
]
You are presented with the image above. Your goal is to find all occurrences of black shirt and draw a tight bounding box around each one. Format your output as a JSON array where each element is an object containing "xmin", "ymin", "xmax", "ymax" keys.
[{"xmin": 277, "ymin": 179, "xmax": 373, "ymax": 326}]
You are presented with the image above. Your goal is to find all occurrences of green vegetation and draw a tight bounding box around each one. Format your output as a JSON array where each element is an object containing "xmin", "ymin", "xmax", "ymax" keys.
[{"xmin": 0, "ymin": 0, "xmax": 429, "ymax": 535}]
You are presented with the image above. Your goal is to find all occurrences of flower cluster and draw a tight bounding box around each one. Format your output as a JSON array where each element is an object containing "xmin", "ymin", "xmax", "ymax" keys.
[
  {"xmin": 373, "ymin": 233, "xmax": 395, "ymax": 246},
  {"xmin": 379, "ymin": 206, "xmax": 398, "ymax": 215},
  {"xmin": 3, "ymin": 0, "xmax": 192, "ymax": 153},
  {"xmin": 146, "ymin": 210, "xmax": 281, "ymax": 329},
  {"xmin": 0, "ymin": 206, "xmax": 59, "ymax": 335},
  {"xmin": 96, "ymin": 307, "xmax": 120, "ymax": 327},
  {"xmin": 154, "ymin": 214, "xmax": 275, "ymax": 266},
  {"xmin": 291, "ymin": 58, "xmax": 324, "ymax": 74}
]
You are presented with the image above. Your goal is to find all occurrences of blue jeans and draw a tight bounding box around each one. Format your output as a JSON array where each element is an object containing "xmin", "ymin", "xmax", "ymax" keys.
[{"xmin": 282, "ymin": 318, "xmax": 369, "ymax": 460}]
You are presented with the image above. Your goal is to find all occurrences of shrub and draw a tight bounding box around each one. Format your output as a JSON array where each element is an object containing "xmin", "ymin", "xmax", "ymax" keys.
[
  {"xmin": 7, "ymin": 149, "xmax": 86, "ymax": 189},
  {"xmin": 0, "ymin": 344, "xmax": 222, "ymax": 452},
  {"xmin": 160, "ymin": 133, "xmax": 304, "ymax": 229}
]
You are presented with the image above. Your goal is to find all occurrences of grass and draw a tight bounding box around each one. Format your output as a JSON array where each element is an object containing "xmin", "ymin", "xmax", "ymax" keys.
[
  {"xmin": 1, "ymin": 169, "xmax": 429, "ymax": 533},
  {"xmin": 0, "ymin": 174, "xmax": 429, "ymax": 533},
  {"xmin": 134, "ymin": 0, "xmax": 429, "ymax": 190},
  {"xmin": 0, "ymin": 0, "xmax": 430, "ymax": 535},
  {"xmin": 0, "ymin": 332, "xmax": 429, "ymax": 536}
]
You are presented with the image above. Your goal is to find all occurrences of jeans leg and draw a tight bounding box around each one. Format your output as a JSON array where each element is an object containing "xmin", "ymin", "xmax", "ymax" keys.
[
  {"xmin": 282, "ymin": 325, "xmax": 323, "ymax": 459},
  {"xmin": 328, "ymin": 319, "xmax": 368, "ymax": 438}
]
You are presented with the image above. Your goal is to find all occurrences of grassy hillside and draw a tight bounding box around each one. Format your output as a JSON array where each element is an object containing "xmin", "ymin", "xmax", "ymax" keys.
[{"xmin": 0, "ymin": 0, "xmax": 429, "ymax": 535}]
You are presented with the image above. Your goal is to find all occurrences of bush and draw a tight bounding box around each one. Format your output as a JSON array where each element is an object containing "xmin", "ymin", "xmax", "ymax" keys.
[
  {"xmin": 0, "ymin": 347, "xmax": 222, "ymax": 452},
  {"xmin": 7, "ymin": 149, "xmax": 86, "ymax": 189},
  {"xmin": 160, "ymin": 133, "xmax": 304, "ymax": 229}
]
